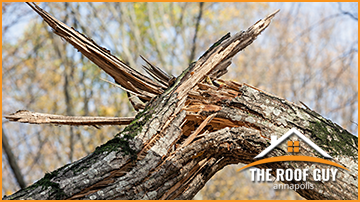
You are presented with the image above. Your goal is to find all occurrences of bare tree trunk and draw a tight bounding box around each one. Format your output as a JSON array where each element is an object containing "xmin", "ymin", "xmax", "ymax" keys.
[
  {"xmin": 3, "ymin": 3, "xmax": 357, "ymax": 200},
  {"xmin": 2, "ymin": 129, "xmax": 27, "ymax": 189}
]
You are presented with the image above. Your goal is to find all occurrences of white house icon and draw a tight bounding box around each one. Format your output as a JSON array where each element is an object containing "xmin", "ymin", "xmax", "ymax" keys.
[{"xmin": 254, "ymin": 128, "xmax": 332, "ymax": 159}]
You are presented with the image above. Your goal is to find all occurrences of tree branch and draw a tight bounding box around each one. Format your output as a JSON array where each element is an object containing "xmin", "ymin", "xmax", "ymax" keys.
[
  {"xmin": 5, "ymin": 110, "xmax": 134, "ymax": 126},
  {"xmin": 338, "ymin": 2, "xmax": 358, "ymax": 21},
  {"xmin": 25, "ymin": 2, "xmax": 164, "ymax": 102},
  {"xmin": 188, "ymin": 2, "xmax": 204, "ymax": 63}
]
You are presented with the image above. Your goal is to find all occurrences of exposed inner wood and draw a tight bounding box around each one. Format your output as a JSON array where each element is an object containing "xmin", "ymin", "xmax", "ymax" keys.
[
  {"xmin": 4, "ymin": 110, "xmax": 134, "ymax": 126},
  {"xmin": 25, "ymin": 3, "xmax": 165, "ymax": 105},
  {"xmin": 4, "ymin": 3, "xmax": 357, "ymax": 201}
]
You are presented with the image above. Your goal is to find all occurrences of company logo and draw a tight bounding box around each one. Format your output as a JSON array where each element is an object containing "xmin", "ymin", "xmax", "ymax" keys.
[
  {"xmin": 254, "ymin": 128, "xmax": 332, "ymax": 159},
  {"xmin": 237, "ymin": 128, "xmax": 348, "ymax": 191}
]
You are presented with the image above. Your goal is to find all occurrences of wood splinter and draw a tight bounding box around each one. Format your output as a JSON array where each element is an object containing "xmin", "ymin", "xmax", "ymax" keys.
[{"xmin": 5, "ymin": 110, "xmax": 134, "ymax": 126}]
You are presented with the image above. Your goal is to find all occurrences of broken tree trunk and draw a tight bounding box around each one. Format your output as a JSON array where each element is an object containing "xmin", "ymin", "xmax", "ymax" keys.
[{"xmin": 3, "ymin": 3, "xmax": 357, "ymax": 200}]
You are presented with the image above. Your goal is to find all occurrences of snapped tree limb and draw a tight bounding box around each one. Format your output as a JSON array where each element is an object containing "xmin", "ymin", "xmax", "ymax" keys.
[
  {"xmin": 3, "ymin": 3, "xmax": 357, "ymax": 201},
  {"xmin": 5, "ymin": 110, "xmax": 134, "ymax": 126},
  {"xmin": 26, "ymin": 2, "xmax": 163, "ymax": 102}
]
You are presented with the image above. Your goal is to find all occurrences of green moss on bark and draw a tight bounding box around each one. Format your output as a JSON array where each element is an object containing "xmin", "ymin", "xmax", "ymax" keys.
[
  {"xmin": 93, "ymin": 101, "xmax": 156, "ymax": 160},
  {"xmin": 23, "ymin": 170, "xmax": 67, "ymax": 200},
  {"xmin": 310, "ymin": 120, "xmax": 357, "ymax": 159}
]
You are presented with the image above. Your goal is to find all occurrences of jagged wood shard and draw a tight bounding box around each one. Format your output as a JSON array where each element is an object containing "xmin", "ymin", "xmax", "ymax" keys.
[
  {"xmin": 26, "ymin": 2, "xmax": 164, "ymax": 101},
  {"xmin": 5, "ymin": 110, "xmax": 134, "ymax": 126},
  {"xmin": 173, "ymin": 9, "xmax": 280, "ymax": 100},
  {"xmin": 140, "ymin": 55, "xmax": 173, "ymax": 85}
]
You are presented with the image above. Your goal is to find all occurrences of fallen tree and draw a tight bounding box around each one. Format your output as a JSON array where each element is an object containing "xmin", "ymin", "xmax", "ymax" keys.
[{"xmin": 3, "ymin": 3, "xmax": 358, "ymax": 200}]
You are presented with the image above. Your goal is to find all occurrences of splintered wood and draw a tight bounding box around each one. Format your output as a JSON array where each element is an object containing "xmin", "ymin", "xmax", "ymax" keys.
[
  {"xmin": 5, "ymin": 110, "xmax": 134, "ymax": 126},
  {"xmin": 181, "ymin": 78, "xmax": 243, "ymax": 138},
  {"xmin": 25, "ymin": 3, "xmax": 168, "ymax": 106}
]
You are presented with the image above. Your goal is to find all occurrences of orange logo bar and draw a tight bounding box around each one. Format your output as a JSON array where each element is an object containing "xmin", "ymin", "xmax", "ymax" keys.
[{"xmin": 237, "ymin": 156, "xmax": 349, "ymax": 172}]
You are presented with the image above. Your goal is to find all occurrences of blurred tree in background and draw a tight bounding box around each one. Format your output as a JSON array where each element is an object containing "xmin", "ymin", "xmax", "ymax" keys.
[{"xmin": 2, "ymin": 2, "xmax": 357, "ymax": 199}]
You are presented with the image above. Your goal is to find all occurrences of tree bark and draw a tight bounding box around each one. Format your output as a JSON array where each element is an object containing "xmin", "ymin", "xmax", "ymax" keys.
[
  {"xmin": 3, "ymin": 3, "xmax": 357, "ymax": 200},
  {"xmin": 4, "ymin": 82, "xmax": 357, "ymax": 200}
]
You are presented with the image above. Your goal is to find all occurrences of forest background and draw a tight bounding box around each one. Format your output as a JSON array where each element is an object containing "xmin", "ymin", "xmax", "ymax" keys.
[{"xmin": 2, "ymin": 2, "xmax": 358, "ymax": 200}]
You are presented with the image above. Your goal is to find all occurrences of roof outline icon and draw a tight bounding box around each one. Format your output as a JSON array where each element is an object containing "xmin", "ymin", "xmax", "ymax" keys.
[{"xmin": 254, "ymin": 128, "xmax": 332, "ymax": 159}]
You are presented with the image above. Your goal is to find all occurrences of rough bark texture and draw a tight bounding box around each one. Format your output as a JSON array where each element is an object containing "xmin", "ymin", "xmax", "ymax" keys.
[
  {"xmin": 4, "ymin": 83, "xmax": 357, "ymax": 200},
  {"xmin": 3, "ymin": 3, "xmax": 357, "ymax": 200}
]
